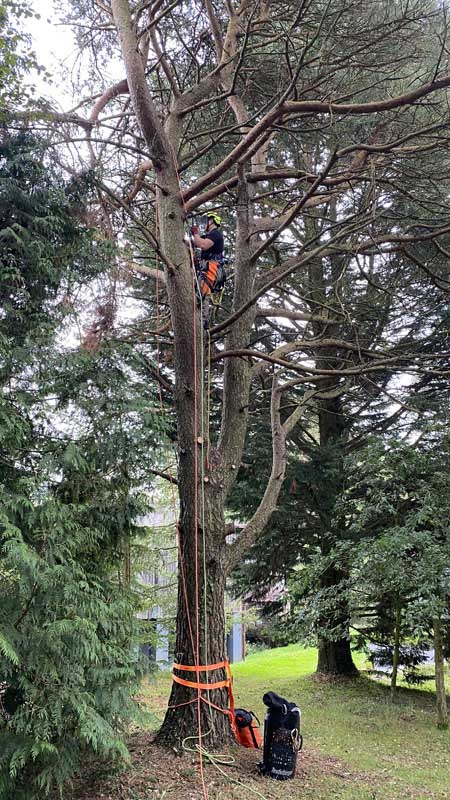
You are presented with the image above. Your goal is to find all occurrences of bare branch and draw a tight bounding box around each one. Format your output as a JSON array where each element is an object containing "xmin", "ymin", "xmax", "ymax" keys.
[
  {"xmin": 89, "ymin": 79, "xmax": 129, "ymax": 123},
  {"xmin": 184, "ymin": 73, "xmax": 450, "ymax": 204},
  {"xmin": 111, "ymin": 0, "xmax": 171, "ymax": 170},
  {"xmin": 226, "ymin": 373, "xmax": 286, "ymax": 572},
  {"xmin": 227, "ymin": 381, "xmax": 318, "ymax": 571},
  {"xmin": 122, "ymin": 261, "xmax": 166, "ymax": 283},
  {"xmin": 149, "ymin": 468, "xmax": 178, "ymax": 485}
]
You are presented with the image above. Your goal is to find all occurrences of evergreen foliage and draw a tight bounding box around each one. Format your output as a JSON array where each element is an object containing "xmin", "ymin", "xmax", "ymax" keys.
[
  {"xmin": 0, "ymin": 135, "xmax": 165, "ymax": 798},
  {"xmin": 289, "ymin": 437, "xmax": 450, "ymax": 669},
  {"xmin": 0, "ymin": 0, "xmax": 44, "ymax": 111}
]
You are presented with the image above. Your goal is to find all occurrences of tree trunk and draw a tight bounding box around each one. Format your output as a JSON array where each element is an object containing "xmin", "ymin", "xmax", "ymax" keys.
[
  {"xmin": 154, "ymin": 172, "xmax": 257, "ymax": 748},
  {"xmin": 390, "ymin": 603, "xmax": 401, "ymax": 701},
  {"xmin": 433, "ymin": 616, "xmax": 448, "ymax": 729},
  {"xmin": 156, "ymin": 521, "xmax": 231, "ymax": 747},
  {"xmin": 317, "ymin": 637, "xmax": 358, "ymax": 676},
  {"xmin": 154, "ymin": 225, "xmax": 235, "ymax": 747},
  {"xmin": 305, "ymin": 235, "xmax": 358, "ymax": 678},
  {"xmin": 314, "ymin": 394, "xmax": 358, "ymax": 677},
  {"xmin": 153, "ymin": 173, "xmax": 235, "ymax": 745},
  {"xmin": 316, "ymin": 563, "xmax": 358, "ymax": 677}
]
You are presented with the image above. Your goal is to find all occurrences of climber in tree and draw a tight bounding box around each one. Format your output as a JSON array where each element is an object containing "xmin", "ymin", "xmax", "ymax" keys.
[{"xmin": 190, "ymin": 212, "xmax": 225, "ymax": 329}]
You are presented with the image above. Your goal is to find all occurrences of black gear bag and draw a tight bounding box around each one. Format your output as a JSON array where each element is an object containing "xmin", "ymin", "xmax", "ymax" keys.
[{"xmin": 258, "ymin": 691, "xmax": 302, "ymax": 780}]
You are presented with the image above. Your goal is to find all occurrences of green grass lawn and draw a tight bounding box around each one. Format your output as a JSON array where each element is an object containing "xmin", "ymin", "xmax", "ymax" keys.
[
  {"xmin": 232, "ymin": 645, "xmax": 450, "ymax": 799},
  {"xmin": 139, "ymin": 644, "xmax": 450, "ymax": 800}
]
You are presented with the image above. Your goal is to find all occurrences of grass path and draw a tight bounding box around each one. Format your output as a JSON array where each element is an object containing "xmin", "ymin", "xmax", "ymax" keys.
[{"xmin": 69, "ymin": 644, "xmax": 450, "ymax": 800}]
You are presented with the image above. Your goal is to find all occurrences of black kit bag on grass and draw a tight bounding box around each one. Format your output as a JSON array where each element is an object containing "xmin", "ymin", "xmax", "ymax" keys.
[{"xmin": 258, "ymin": 691, "xmax": 302, "ymax": 780}]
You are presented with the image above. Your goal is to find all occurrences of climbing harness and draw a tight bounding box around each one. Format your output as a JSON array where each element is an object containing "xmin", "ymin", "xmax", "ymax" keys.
[
  {"xmin": 195, "ymin": 256, "xmax": 228, "ymax": 298},
  {"xmin": 195, "ymin": 254, "xmax": 229, "ymax": 331},
  {"xmin": 258, "ymin": 691, "xmax": 302, "ymax": 781}
]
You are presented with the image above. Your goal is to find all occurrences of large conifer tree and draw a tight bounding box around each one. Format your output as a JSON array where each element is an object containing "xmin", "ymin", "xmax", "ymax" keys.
[{"xmin": 7, "ymin": 0, "xmax": 450, "ymax": 745}]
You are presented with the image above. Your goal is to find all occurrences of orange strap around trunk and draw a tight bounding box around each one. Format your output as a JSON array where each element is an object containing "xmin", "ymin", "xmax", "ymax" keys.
[
  {"xmin": 171, "ymin": 659, "xmax": 236, "ymax": 733},
  {"xmin": 173, "ymin": 660, "xmax": 229, "ymax": 672},
  {"xmin": 172, "ymin": 675, "xmax": 230, "ymax": 690}
]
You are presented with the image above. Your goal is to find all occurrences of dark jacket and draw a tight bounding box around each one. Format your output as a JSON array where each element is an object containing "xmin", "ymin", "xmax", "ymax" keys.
[{"xmin": 203, "ymin": 228, "xmax": 224, "ymax": 259}]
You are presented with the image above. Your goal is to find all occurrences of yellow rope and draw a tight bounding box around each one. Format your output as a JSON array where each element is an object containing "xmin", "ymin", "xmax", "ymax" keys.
[
  {"xmin": 182, "ymin": 734, "xmax": 269, "ymax": 800},
  {"xmin": 210, "ymin": 286, "xmax": 225, "ymax": 306}
]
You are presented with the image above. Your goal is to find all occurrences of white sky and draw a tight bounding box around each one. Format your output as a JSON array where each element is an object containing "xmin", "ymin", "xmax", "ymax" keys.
[{"xmin": 24, "ymin": 1, "xmax": 77, "ymax": 105}]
